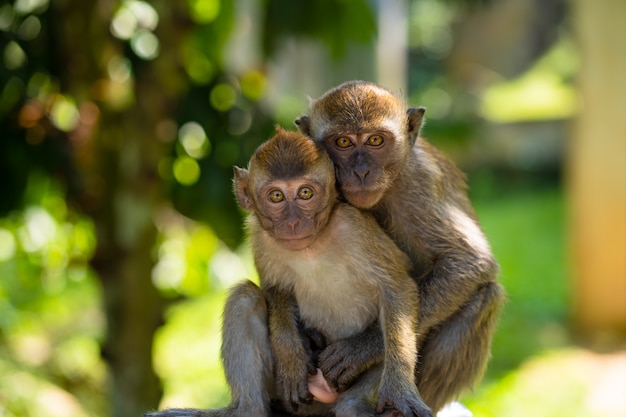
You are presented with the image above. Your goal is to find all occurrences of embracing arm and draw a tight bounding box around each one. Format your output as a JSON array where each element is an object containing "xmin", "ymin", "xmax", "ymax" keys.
[{"xmin": 264, "ymin": 285, "xmax": 315, "ymax": 412}]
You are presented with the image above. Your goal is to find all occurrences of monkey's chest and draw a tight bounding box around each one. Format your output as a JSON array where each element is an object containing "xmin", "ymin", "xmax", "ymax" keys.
[{"xmin": 289, "ymin": 258, "xmax": 379, "ymax": 343}]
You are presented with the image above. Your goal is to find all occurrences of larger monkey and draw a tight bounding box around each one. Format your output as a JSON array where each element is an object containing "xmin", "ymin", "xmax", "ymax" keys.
[
  {"xmin": 295, "ymin": 81, "xmax": 505, "ymax": 413},
  {"xmin": 147, "ymin": 128, "xmax": 432, "ymax": 417}
]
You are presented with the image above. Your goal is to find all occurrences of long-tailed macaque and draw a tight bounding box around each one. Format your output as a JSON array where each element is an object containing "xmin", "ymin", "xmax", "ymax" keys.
[
  {"xmin": 295, "ymin": 80, "xmax": 506, "ymax": 413},
  {"xmin": 146, "ymin": 128, "xmax": 432, "ymax": 417}
]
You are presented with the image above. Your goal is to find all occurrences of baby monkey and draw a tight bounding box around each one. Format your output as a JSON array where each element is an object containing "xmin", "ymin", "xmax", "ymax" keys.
[{"xmin": 146, "ymin": 128, "xmax": 431, "ymax": 417}]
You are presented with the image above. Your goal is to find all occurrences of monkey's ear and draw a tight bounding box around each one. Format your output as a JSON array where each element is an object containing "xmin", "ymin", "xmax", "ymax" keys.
[
  {"xmin": 233, "ymin": 166, "xmax": 253, "ymax": 211},
  {"xmin": 294, "ymin": 115, "xmax": 312, "ymax": 136},
  {"xmin": 407, "ymin": 107, "xmax": 426, "ymax": 145}
]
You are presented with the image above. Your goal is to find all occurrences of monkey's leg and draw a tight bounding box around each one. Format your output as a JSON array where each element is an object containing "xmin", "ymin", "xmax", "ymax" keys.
[
  {"xmin": 416, "ymin": 281, "xmax": 505, "ymax": 413},
  {"xmin": 145, "ymin": 281, "xmax": 276, "ymax": 417},
  {"xmin": 332, "ymin": 366, "xmax": 381, "ymax": 417}
]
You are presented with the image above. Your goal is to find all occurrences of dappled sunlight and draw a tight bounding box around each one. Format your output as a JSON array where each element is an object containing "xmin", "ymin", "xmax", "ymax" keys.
[
  {"xmin": 153, "ymin": 294, "xmax": 230, "ymax": 410},
  {"xmin": 465, "ymin": 348, "xmax": 626, "ymax": 417},
  {"xmin": 0, "ymin": 175, "xmax": 106, "ymax": 416},
  {"xmin": 110, "ymin": 0, "xmax": 160, "ymax": 60},
  {"xmin": 481, "ymin": 38, "xmax": 579, "ymax": 123},
  {"xmin": 0, "ymin": 364, "xmax": 91, "ymax": 417}
]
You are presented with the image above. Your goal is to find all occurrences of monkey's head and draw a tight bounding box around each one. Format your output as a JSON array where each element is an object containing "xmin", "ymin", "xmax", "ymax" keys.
[
  {"xmin": 234, "ymin": 127, "xmax": 337, "ymax": 251},
  {"xmin": 295, "ymin": 80, "xmax": 425, "ymax": 209}
]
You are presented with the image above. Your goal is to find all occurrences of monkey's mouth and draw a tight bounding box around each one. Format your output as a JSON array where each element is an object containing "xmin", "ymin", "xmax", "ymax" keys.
[
  {"xmin": 342, "ymin": 188, "xmax": 384, "ymax": 209},
  {"xmin": 277, "ymin": 236, "xmax": 315, "ymax": 251}
]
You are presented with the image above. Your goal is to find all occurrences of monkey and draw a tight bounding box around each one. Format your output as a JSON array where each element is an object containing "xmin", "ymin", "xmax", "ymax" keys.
[
  {"xmin": 145, "ymin": 127, "xmax": 433, "ymax": 417},
  {"xmin": 295, "ymin": 80, "xmax": 506, "ymax": 414}
]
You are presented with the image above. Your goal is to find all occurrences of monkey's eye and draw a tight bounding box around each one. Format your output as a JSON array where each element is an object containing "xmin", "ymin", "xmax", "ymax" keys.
[
  {"xmin": 268, "ymin": 190, "xmax": 285, "ymax": 203},
  {"xmin": 297, "ymin": 187, "xmax": 314, "ymax": 200},
  {"xmin": 367, "ymin": 135, "xmax": 384, "ymax": 147},
  {"xmin": 335, "ymin": 137, "xmax": 353, "ymax": 148}
]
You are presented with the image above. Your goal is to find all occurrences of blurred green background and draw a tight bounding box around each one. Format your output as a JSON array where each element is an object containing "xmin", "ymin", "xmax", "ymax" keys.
[{"xmin": 1, "ymin": 0, "xmax": 624, "ymax": 416}]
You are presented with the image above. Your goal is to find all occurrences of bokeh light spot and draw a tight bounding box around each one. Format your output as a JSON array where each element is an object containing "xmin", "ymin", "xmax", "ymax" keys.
[
  {"xmin": 49, "ymin": 97, "xmax": 78, "ymax": 132},
  {"xmin": 107, "ymin": 56, "xmax": 132, "ymax": 83},
  {"xmin": 128, "ymin": 0, "xmax": 159, "ymax": 31},
  {"xmin": 173, "ymin": 156, "xmax": 201, "ymax": 185},
  {"xmin": 209, "ymin": 83, "xmax": 237, "ymax": 112},
  {"xmin": 131, "ymin": 29, "xmax": 160, "ymax": 60},
  {"xmin": 0, "ymin": 228, "xmax": 16, "ymax": 262},
  {"xmin": 0, "ymin": 4, "xmax": 15, "ymax": 31},
  {"xmin": 188, "ymin": 0, "xmax": 220, "ymax": 24},
  {"xmin": 240, "ymin": 70, "xmax": 266, "ymax": 101},
  {"xmin": 17, "ymin": 14, "xmax": 41, "ymax": 40},
  {"xmin": 185, "ymin": 53, "xmax": 214, "ymax": 85},
  {"xmin": 179, "ymin": 121, "xmax": 211, "ymax": 159},
  {"xmin": 13, "ymin": 0, "xmax": 48, "ymax": 15},
  {"xmin": 110, "ymin": 6, "xmax": 137, "ymax": 40},
  {"xmin": 50, "ymin": 95, "xmax": 80, "ymax": 132},
  {"xmin": 4, "ymin": 41, "xmax": 27, "ymax": 69}
]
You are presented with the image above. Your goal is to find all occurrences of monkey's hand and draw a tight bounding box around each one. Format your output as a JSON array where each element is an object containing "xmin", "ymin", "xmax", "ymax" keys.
[
  {"xmin": 275, "ymin": 349, "xmax": 316, "ymax": 413},
  {"xmin": 317, "ymin": 325, "xmax": 384, "ymax": 391},
  {"xmin": 307, "ymin": 368, "xmax": 339, "ymax": 403},
  {"xmin": 376, "ymin": 381, "xmax": 433, "ymax": 417}
]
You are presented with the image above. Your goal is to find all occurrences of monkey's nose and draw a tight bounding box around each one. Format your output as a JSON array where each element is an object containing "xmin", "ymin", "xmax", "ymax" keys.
[
  {"xmin": 354, "ymin": 169, "xmax": 369, "ymax": 183},
  {"xmin": 286, "ymin": 218, "xmax": 300, "ymax": 233}
]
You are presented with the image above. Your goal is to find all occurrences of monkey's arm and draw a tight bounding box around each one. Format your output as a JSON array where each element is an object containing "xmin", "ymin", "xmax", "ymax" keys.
[
  {"xmin": 264, "ymin": 285, "xmax": 315, "ymax": 412},
  {"xmin": 317, "ymin": 321, "xmax": 384, "ymax": 391},
  {"xmin": 415, "ymin": 212, "xmax": 500, "ymax": 333},
  {"xmin": 375, "ymin": 274, "xmax": 433, "ymax": 417}
]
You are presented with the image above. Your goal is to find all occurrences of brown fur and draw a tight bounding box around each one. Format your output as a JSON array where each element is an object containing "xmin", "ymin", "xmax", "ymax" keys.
[
  {"xmin": 146, "ymin": 129, "xmax": 433, "ymax": 417},
  {"xmin": 296, "ymin": 81, "xmax": 505, "ymax": 413}
]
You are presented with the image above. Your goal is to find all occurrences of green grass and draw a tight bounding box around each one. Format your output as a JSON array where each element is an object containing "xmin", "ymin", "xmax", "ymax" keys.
[{"xmin": 472, "ymin": 186, "xmax": 570, "ymax": 379}]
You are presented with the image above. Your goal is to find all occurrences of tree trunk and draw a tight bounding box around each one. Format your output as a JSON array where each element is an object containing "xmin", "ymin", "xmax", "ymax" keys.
[
  {"xmin": 52, "ymin": 0, "xmax": 191, "ymax": 415},
  {"xmin": 569, "ymin": 0, "xmax": 626, "ymax": 345}
]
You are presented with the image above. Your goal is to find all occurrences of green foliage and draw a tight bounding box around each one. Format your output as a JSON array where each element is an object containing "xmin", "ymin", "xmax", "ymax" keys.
[
  {"xmin": 262, "ymin": 0, "xmax": 377, "ymax": 59},
  {"xmin": 153, "ymin": 294, "xmax": 230, "ymax": 409},
  {"xmin": 0, "ymin": 174, "xmax": 106, "ymax": 417}
]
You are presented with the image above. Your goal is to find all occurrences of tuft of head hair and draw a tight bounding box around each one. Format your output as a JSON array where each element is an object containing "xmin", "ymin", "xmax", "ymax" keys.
[
  {"xmin": 251, "ymin": 126, "xmax": 330, "ymax": 180},
  {"xmin": 309, "ymin": 81, "xmax": 407, "ymax": 135}
]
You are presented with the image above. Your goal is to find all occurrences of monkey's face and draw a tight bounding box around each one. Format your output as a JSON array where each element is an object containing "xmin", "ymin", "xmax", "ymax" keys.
[
  {"xmin": 320, "ymin": 129, "xmax": 408, "ymax": 209},
  {"xmin": 234, "ymin": 128, "xmax": 337, "ymax": 251},
  {"xmin": 298, "ymin": 81, "xmax": 420, "ymax": 209},
  {"xmin": 254, "ymin": 177, "xmax": 332, "ymax": 251}
]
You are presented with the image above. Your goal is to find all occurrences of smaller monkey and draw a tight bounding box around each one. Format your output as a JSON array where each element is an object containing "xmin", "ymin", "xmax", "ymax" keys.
[{"xmin": 146, "ymin": 128, "xmax": 431, "ymax": 417}]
